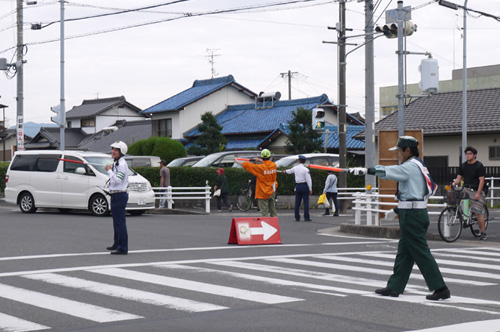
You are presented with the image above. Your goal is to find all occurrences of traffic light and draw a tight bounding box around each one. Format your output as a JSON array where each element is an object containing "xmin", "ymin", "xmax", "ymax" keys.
[
  {"xmin": 312, "ymin": 108, "xmax": 325, "ymax": 130},
  {"xmin": 50, "ymin": 104, "xmax": 64, "ymax": 126},
  {"xmin": 375, "ymin": 21, "xmax": 416, "ymax": 39}
]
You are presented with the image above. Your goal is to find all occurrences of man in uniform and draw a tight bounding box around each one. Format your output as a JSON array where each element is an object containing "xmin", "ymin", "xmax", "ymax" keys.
[
  {"xmin": 350, "ymin": 136, "xmax": 450, "ymax": 301},
  {"xmin": 235, "ymin": 149, "xmax": 278, "ymax": 217},
  {"xmin": 452, "ymin": 146, "xmax": 487, "ymax": 240},
  {"xmin": 285, "ymin": 155, "xmax": 312, "ymax": 222},
  {"xmin": 105, "ymin": 141, "xmax": 129, "ymax": 255}
]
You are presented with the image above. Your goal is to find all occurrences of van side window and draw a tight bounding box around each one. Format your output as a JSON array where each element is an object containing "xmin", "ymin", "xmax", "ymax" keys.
[
  {"xmin": 63, "ymin": 156, "xmax": 94, "ymax": 176},
  {"xmin": 10, "ymin": 155, "xmax": 38, "ymax": 171},
  {"xmin": 132, "ymin": 159, "xmax": 151, "ymax": 167},
  {"xmin": 36, "ymin": 154, "xmax": 62, "ymax": 172}
]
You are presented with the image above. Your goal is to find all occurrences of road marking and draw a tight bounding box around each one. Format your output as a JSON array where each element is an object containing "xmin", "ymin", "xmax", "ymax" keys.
[
  {"xmin": 89, "ymin": 268, "xmax": 303, "ymax": 304},
  {"xmin": 23, "ymin": 273, "xmax": 227, "ymax": 313},
  {"xmin": 156, "ymin": 264, "xmax": 371, "ymax": 295},
  {"xmin": 0, "ymin": 313, "xmax": 50, "ymax": 332},
  {"xmin": 0, "ymin": 283, "xmax": 142, "ymax": 323},
  {"xmin": 433, "ymin": 252, "xmax": 500, "ymax": 263},
  {"xmin": 268, "ymin": 257, "xmax": 496, "ymax": 286},
  {"xmin": 402, "ymin": 319, "xmax": 500, "ymax": 332}
]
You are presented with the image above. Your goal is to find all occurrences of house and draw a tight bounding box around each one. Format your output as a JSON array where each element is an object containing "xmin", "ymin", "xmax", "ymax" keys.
[
  {"xmin": 26, "ymin": 127, "xmax": 89, "ymax": 150},
  {"xmin": 364, "ymin": 87, "xmax": 500, "ymax": 171},
  {"xmin": 141, "ymin": 75, "xmax": 257, "ymax": 139},
  {"xmin": 184, "ymin": 93, "xmax": 365, "ymax": 154},
  {"xmin": 65, "ymin": 96, "xmax": 145, "ymax": 134},
  {"xmin": 0, "ymin": 128, "xmax": 31, "ymax": 161}
]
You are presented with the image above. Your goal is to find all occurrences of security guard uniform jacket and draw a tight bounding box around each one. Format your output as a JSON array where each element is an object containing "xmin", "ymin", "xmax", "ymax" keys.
[
  {"xmin": 107, "ymin": 157, "xmax": 129, "ymax": 191},
  {"xmin": 242, "ymin": 160, "xmax": 278, "ymax": 199}
]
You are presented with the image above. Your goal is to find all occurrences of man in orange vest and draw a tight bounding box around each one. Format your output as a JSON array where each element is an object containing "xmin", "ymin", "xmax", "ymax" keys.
[{"xmin": 234, "ymin": 149, "xmax": 278, "ymax": 217}]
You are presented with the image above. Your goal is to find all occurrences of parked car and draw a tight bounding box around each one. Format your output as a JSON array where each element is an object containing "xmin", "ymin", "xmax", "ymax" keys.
[
  {"xmin": 124, "ymin": 155, "xmax": 161, "ymax": 168},
  {"xmin": 5, "ymin": 150, "xmax": 155, "ymax": 216},
  {"xmin": 232, "ymin": 153, "xmax": 287, "ymax": 168},
  {"xmin": 275, "ymin": 153, "xmax": 340, "ymax": 168},
  {"xmin": 192, "ymin": 151, "xmax": 261, "ymax": 168},
  {"xmin": 167, "ymin": 156, "xmax": 205, "ymax": 167}
]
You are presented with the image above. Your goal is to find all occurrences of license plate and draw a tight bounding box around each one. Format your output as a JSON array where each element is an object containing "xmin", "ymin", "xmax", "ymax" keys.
[{"xmin": 138, "ymin": 199, "xmax": 146, "ymax": 206}]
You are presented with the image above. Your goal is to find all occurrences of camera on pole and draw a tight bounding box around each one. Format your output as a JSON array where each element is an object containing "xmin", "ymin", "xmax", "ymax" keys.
[{"xmin": 312, "ymin": 108, "xmax": 325, "ymax": 130}]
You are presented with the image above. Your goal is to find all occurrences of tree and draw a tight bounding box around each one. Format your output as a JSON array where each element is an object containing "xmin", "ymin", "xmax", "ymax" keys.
[
  {"xmin": 128, "ymin": 136, "xmax": 186, "ymax": 163},
  {"xmin": 285, "ymin": 107, "xmax": 323, "ymax": 154},
  {"xmin": 188, "ymin": 112, "xmax": 228, "ymax": 155}
]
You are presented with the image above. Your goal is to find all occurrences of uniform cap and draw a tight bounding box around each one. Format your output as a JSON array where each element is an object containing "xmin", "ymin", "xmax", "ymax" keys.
[
  {"xmin": 261, "ymin": 149, "xmax": 271, "ymax": 158},
  {"xmin": 298, "ymin": 155, "xmax": 307, "ymax": 161},
  {"xmin": 388, "ymin": 136, "xmax": 419, "ymax": 151}
]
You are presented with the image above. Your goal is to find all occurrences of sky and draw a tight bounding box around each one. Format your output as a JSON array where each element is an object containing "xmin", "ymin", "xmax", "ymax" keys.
[{"xmin": 0, "ymin": 0, "xmax": 499, "ymax": 127}]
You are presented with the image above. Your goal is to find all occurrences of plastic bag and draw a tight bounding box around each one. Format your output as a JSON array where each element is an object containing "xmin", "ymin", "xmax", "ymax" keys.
[{"xmin": 317, "ymin": 193, "xmax": 326, "ymax": 205}]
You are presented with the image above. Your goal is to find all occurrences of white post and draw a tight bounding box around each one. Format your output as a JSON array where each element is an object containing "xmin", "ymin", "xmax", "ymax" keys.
[
  {"xmin": 205, "ymin": 182, "xmax": 211, "ymax": 213},
  {"xmin": 354, "ymin": 192, "xmax": 361, "ymax": 225},
  {"xmin": 366, "ymin": 194, "xmax": 372, "ymax": 226},
  {"xmin": 490, "ymin": 177, "xmax": 494, "ymax": 208},
  {"xmin": 443, "ymin": 208, "xmax": 451, "ymax": 238},
  {"xmin": 167, "ymin": 186, "xmax": 173, "ymax": 209}
]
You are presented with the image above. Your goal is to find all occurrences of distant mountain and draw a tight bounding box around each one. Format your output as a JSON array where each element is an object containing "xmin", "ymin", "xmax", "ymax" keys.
[{"xmin": 10, "ymin": 122, "xmax": 58, "ymax": 138}]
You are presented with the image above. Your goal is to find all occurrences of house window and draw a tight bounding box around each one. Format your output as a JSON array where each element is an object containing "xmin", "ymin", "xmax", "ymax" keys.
[
  {"xmin": 158, "ymin": 119, "xmax": 172, "ymax": 137},
  {"xmin": 81, "ymin": 118, "xmax": 95, "ymax": 127},
  {"xmin": 489, "ymin": 146, "xmax": 500, "ymax": 160}
]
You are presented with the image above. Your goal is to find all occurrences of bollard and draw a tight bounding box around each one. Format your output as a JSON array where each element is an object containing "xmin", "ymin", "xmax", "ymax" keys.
[
  {"xmin": 205, "ymin": 182, "xmax": 211, "ymax": 213},
  {"xmin": 354, "ymin": 192, "xmax": 361, "ymax": 225},
  {"xmin": 167, "ymin": 186, "xmax": 173, "ymax": 209}
]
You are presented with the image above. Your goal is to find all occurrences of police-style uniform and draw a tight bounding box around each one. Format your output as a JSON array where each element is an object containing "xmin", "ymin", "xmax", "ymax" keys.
[
  {"xmin": 368, "ymin": 136, "xmax": 449, "ymax": 300},
  {"xmin": 285, "ymin": 156, "xmax": 312, "ymax": 221},
  {"xmin": 107, "ymin": 156, "xmax": 129, "ymax": 254}
]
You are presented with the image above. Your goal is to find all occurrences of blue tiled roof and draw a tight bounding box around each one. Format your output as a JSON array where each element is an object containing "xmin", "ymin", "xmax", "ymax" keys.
[
  {"xmin": 185, "ymin": 94, "xmax": 331, "ymax": 136},
  {"xmin": 320, "ymin": 124, "xmax": 365, "ymax": 149},
  {"xmin": 141, "ymin": 75, "xmax": 255, "ymax": 114}
]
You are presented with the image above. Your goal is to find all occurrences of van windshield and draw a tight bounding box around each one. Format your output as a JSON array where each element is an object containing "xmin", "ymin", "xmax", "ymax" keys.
[
  {"xmin": 192, "ymin": 153, "xmax": 223, "ymax": 167},
  {"xmin": 84, "ymin": 157, "xmax": 136, "ymax": 176}
]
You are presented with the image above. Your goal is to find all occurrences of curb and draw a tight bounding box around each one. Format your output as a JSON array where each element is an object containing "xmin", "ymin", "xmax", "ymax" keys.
[{"xmin": 338, "ymin": 223, "xmax": 443, "ymax": 241}]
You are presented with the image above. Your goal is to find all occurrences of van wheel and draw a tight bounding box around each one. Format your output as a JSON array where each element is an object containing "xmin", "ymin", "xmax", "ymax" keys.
[
  {"xmin": 19, "ymin": 192, "xmax": 37, "ymax": 213},
  {"xmin": 90, "ymin": 194, "xmax": 110, "ymax": 216},
  {"xmin": 129, "ymin": 210, "xmax": 146, "ymax": 216}
]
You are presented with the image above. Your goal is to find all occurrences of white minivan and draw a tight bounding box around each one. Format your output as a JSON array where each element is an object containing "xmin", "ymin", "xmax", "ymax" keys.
[{"xmin": 4, "ymin": 150, "xmax": 155, "ymax": 216}]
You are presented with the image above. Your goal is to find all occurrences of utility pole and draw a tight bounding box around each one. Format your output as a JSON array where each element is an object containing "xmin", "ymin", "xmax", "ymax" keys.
[
  {"xmin": 364, "ymin": 0, "xmax": 376, "ymax": 189},
  {"xmin": 60, "ymin": 0, "xmax": 66, "ymax": 150},
  {"xmin": 280, "ymin": 70, "xmax": 298, "ymax": 100},
  {"xmin": 16, "ymin": 0, "xmax": 24, "ymax": 151},
  {"xmin": 461, "ymin": 0, "xmax": 468, "ymax": 163},
  {"xmin": 397, "ymin": 1, "xmax": 404, "ymax": 136},
  {"xmin": 338, "ymin": 0, "xmax": 347, "ymax": 212}
]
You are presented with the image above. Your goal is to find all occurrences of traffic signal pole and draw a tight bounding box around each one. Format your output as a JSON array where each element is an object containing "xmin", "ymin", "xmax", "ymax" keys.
[
  {"xmin": 364, "ymin": 0, "xmax": 376, "ymax": 190},
  {"xmin": 397, "ymin": 1, "xmax": 405, "ymax": 137},
  {"xmin": 338, "ymin": 0, "xmax": 347, "ymax": 212}
]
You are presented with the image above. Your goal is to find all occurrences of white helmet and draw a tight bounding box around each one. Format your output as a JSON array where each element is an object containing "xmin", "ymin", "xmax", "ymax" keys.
[{"xmin": 110, "ymin": 141, "xmax": 128, "ymax": 155}]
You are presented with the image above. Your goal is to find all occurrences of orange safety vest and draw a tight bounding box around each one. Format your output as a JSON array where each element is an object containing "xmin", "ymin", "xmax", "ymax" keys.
[{"xmin": 242, "ymin": 160, "xmax": 278, "ymax": 199}]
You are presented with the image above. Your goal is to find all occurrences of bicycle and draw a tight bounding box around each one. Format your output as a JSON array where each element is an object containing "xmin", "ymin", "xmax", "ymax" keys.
[
  {"xmin": 236, "ymin": 180, "xmax": 253, "ymax": 211},
  {"xmin": 437, "ymin": 185, "xmax": 489, "ymax": 243}
]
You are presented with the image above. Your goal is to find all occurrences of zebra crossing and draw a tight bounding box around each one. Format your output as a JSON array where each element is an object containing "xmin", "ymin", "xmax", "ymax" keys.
[{"xmin": 1, "ymin": 246, "xmax": 500, "ymax": 331}]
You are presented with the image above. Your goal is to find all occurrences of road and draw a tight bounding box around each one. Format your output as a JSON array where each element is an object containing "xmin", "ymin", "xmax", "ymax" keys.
[{"xmin": 0, "ymin": 202, "xmax": 500, "ymax": 332}]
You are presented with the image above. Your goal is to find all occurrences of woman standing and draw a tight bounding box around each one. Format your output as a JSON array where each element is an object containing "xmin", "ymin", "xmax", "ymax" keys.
[
  {"xmin": 214, "ymin": 168, "xmax": 233, "ymax": 212},
  {"xmin": 323, "ymin": 170, "xmax": 339, "ymax": 216}
]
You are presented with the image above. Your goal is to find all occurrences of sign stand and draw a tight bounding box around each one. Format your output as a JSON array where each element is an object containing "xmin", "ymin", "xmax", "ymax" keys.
[{"xmin": 228, "ymin": 217, "xmax": 282, "ymax": 245}]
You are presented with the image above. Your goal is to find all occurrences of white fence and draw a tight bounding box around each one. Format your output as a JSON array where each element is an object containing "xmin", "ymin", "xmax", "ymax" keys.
[{"xmin": 153, "ymin": 184, "xmax": 212, "ymax": 213}]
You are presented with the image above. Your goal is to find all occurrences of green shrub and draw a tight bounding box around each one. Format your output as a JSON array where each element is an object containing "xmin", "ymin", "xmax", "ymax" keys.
[
  {"xmin": 128, "ymin": 137, "xmax": 186, "ymax": 164},
  {"xmin": 0, "ymin": 162, "xmax": 10, "ymax": 192}
]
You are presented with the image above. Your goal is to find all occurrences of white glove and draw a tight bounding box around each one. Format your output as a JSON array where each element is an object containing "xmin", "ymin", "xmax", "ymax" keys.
[
  {"xmin": 385, "ymin": 209, "xmax": 397, "ymax": 220},
  {"xmin": 349, "ymin": 167, "xmax": 367, "ymax": 176}
]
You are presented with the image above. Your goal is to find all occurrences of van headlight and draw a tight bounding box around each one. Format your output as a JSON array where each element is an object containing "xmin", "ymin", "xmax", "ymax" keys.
[{"xmin": 147, "ymin": 181, "xmax": 152, "ymax": 191}]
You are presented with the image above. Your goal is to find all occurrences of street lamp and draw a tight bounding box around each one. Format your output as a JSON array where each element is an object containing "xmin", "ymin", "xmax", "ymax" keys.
[{"xmin": 439, "ymin": 0, "xmax": 467, "ymax": 163}]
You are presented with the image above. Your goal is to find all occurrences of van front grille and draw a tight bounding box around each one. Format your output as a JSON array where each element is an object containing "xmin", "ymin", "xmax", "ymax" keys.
[{"xmin": 128, "ymin": 182, "xmax": 148, "ymax": 192}]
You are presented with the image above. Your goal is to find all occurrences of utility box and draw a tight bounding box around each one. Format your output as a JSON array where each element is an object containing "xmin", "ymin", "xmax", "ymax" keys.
[
  {"xmin": 0, "ymin": 58, "xmax": 8, "ymax": 71},
  {"xmin": 419, "ymin": 58, "xmax": 439, "ymax": 94}
]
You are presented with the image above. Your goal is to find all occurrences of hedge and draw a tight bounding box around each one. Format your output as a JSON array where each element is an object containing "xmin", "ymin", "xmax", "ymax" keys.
[
  {"xmin": 0, "ymin": 162, "xmax": 8, "ymax": 192},
  {"xmin": 132, "ymin": 166, "xmax": 365, "ymax": 196}
]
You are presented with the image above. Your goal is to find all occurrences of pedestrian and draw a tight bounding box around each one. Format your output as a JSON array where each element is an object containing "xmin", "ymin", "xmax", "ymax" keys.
[
  {"xmin": 452, "ymin": 146, "xmax": 487, "ymax": 240},
  {"xmin": 214, "ymin": 168, "xmax": 233, "ymax": 212},
  {"xmin": 105, "ymin": 141, "xmax": 130, "ymax": 255},
  {"xmin": 234, "ymin": 149, "xmax": 278, "ymax": 217},
  {"xmin": 159, "ymin": 159, "xmax": 170, "ymax": 209},
  {"xmin": 285, "ymin": 155, "xmax": 312, "ymax": 221},
  {"xmin": 323, "ymin": 170, "xmax": 339, "ymax": 216},
  {"xmin": 350, "ymin": 136, "xmax": 450, "ymax": 300}
]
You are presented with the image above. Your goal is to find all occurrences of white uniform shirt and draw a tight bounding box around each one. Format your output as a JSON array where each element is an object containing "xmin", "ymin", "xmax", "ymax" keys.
[
  {"xmin": 107, "ymin": 157, "xmax": 129, "ymax": 191},
  {"xmin": 285, "ymin": 164, "xmax": 312, "ymax": 191}
]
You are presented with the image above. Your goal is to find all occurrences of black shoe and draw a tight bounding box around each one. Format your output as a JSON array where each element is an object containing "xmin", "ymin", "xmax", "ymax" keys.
[
  {"xmin": 110, "ymin": 250, "xmax": 127, "ymax": 255},
  {"xmin": 295, "ymin": 219, "xmax": 300, "ymax": 222},
  {"xmin": 106, "ymin": 246, "xmax": 117, "ymax": 251},
  {"xmin": 426, "ymin": 288, "xmax": 450, "ymax": 301},
  {"xmin": 333, "ymin": 214, "xmax": 339, "ymax": 217},
  {"xmin": 375, "ymin": 287, "xmax": 399, "ymax": 297},
  {"xmin": 323, "ymin": 212, "xmax": 330, "ymax": 215},
  {"xmin": 304, "ymin": 219, "xmax": 312, "ymax": 222}
]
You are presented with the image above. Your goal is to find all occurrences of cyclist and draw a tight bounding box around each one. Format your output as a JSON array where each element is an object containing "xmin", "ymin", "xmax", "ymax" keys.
[
  {"xmin": 452, "ymin": 146, "xmax": 487, "ymax": 240},
  {"xmin": 234, "ymin": 149, "xmax": 278, "ymax": 217}
]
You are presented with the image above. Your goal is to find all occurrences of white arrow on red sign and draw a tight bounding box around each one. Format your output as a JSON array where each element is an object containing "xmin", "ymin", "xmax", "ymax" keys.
[{"xmin": 249, "ymin": 221, "xmax": 278, "ymax": 241}]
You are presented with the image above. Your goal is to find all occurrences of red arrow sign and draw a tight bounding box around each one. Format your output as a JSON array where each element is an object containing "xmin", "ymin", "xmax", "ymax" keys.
[{"xmin": 228, "ymin": 217, "xmax": 282, "ymax": 245}]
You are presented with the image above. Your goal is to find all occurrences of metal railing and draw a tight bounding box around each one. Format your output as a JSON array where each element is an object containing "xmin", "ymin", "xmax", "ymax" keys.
[{"xmin": 153, "ymin": 183, "xmax": 212, "ymax": 213}]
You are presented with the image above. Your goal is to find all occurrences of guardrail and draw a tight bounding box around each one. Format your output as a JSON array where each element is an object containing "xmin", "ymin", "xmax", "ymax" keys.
[
  {"xmin": 487, "ymin": 177, "xmax": 500, "ymax": 208},
  {"xmin": 153, "ymin": 184, "xmax": 212, "ymax": 213}
]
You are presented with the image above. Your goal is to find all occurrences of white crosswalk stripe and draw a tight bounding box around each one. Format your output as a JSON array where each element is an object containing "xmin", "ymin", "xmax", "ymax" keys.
[{"xmin": 1, "ymin": 246, "xmax": 500, "ymax": 330}]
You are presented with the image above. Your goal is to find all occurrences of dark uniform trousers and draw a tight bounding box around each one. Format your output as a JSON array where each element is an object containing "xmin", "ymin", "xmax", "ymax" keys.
[
  {"xmin": 111, "ymin": 192, "xmax": 129, "ymax": 253},
  {"xmin": 387, "ymin": 208, "xmax": 446, "ymax": 294},
  {"xmin": 295, "ymin": 183, "xmax": 310, "ymax": 220}
]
